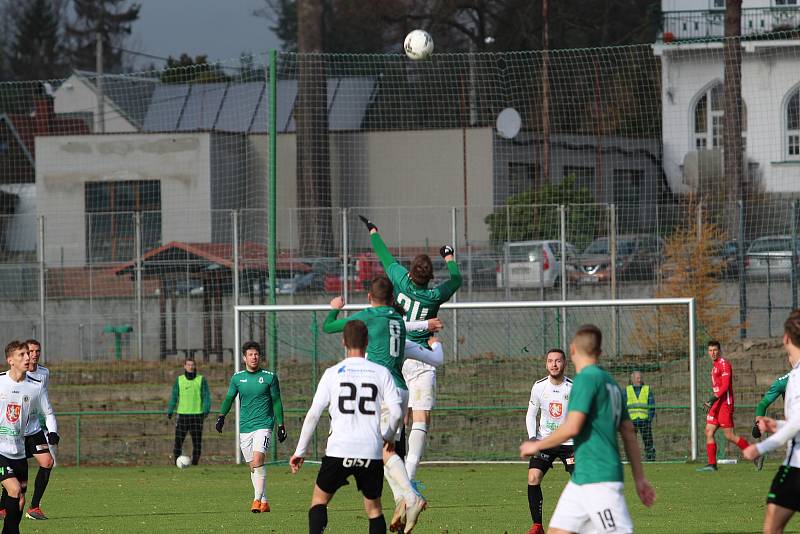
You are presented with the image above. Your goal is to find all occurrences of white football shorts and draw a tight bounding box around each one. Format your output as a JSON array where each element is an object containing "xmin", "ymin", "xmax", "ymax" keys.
[
  {"xmin": 380, "ymin": 388, "xmax": 409, "ymax": 441},
  {"xmin": 239, "ymin": 428, "xmax": 272, "ymax": 463},
  {"xmin": 402, "ymin": 358, "xmax": 437, "ymax": 411},
  {"xmin": 549, "ymin": 480, "xmax": 633, "ymax": 534}
]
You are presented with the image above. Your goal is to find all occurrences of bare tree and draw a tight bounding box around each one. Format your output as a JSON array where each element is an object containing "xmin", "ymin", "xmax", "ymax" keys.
[
  {"xmin": 296, "ymin": 0, "xmax": 333, "ymax": 256},
  {"xmin": 723, "ymin": 0, "xmax": 744, "ymax": 200}
]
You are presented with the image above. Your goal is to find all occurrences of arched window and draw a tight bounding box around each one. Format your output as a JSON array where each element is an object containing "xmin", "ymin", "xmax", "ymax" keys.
[
  {"xmin": 693, "ymin": 83, "xmax": 747, "ymax": 151},
  {"xmin": 788, "ymin": 88, "xmax": 800, "ymax": 159}
]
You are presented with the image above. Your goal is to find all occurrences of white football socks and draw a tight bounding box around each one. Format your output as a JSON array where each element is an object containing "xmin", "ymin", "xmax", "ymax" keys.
[
  {"xmin": 384, "ymin": 454, "xmax": 417, "ymax": 503},
  {"xmin": 405, "ymin": 422, "xmax": 428, "ymax": 480},
  {"xmin": 251, "ymin": 465, "xmax": 267, "ymax": 501}
]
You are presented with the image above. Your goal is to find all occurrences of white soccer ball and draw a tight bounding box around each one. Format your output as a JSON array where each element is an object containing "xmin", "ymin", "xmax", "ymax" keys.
[
  {"xmin": 175, "ymin": 455, "xmax": 192, "ymax": 469},
  {"xmin": 404, "ymin": 30, "xmax": 434, "ymax": 60}
]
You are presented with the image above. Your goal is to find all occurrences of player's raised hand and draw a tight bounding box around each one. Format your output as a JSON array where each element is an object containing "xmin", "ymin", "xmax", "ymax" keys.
[
  {"xmin": 519, "ymin": 439, "xmax": 540, "ymax": 458},
  {"xmin": 427, "ymin": 317, "xmax": 444, "ymax": 332},
  {"xmin": 215, "ymin": 415, "xmax": 225, "ymax": 433},
  {"xmin": 289, "ymin": 455, "xmax": 304, "ymax": 473},
  {"xmin": 439, "ymin": 245, "xmax": 455, "ymax": 259},
  {"xmin": 635, "ymin": 478, "xmax": 656, "ymax": 507},
  {"xmin": 358, "ymin": 215, "xmax": 378, "ymax": 233},
  {"xmin": 330, "ymin": 296, "xmax": 345, "ymax": 310},
  {"xmin": 277, "ymin": 425, "xmax": 287, "ymax": 443}
]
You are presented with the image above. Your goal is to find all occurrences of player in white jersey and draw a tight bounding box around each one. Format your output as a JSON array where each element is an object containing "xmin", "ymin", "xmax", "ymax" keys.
[
  {"xmin": 744, "ymin": 309, "xmax": 800, "ymax": 533},
  {"xmin": 0, "ymin": 341, "xmax": 57, "ymax": 534},
  {"xmin": 290, "ymin": 320, "xmax": 404, "ymax": 534},
  {"xmin": 22, "ymin": 339, "xmax": 57, "ymax": 521},
  {"xmin": 524, "ymin": 348, "xmax": 574, "ymax": 534}
]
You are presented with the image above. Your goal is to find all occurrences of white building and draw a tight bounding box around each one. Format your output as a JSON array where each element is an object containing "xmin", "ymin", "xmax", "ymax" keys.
[{"xmin": 656, "ymin": 0, "xmax": 800, "ymax": 194}]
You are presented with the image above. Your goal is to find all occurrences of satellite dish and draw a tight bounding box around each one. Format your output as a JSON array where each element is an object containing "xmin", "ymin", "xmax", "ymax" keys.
[{"xmin": 496, "ymin": 107, "xmax": 521, "ymax": 139}]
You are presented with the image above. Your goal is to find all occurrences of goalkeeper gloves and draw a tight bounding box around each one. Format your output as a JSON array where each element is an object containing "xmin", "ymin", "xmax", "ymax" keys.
[
  {"xmin": 46, "ymin": 432, "xmax": 60, "ymax": 445},
  {"xmin": 440, "ymin": 245, "xmax": 455, "ymax": 258},
  {"xmin": 358, "ymin": 215, "xmax": 377, "ymax": 232},
  {"xmin": 752, "ymin": 423, "xmax": 762, "ymax": 439},
  {"xmin": 215, "ymin": 415, "xmax": 225, "ymax": 433},
  {"xmin": 277, "ymin": 425, "xmax": 287, "ymax": 443}
]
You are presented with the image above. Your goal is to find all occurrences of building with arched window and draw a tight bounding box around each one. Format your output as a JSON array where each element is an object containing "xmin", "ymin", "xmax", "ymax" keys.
[{"xmin": 657, "ymin": 0, "xmax": 800, "ymax": 194}]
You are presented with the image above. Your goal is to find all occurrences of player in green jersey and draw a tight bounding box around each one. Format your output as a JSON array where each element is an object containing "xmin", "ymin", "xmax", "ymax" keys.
[
  {"xmin": 752, "ymin": 371, "xmax": 790, "ymax": 471},
  {"xmin": 216, "ymin": 341, "xmax": 286, "ymax": 514},
  {"xmin": 322, "ymin": 276, "xmax": 438, "ymax": 533},
  {"xmin": 359, "ymin": 215, "xmax": 461, "ymax": 483},
  {"xmin": 520, "ymin": 325, "xmax": 655, "ymax": 534}
]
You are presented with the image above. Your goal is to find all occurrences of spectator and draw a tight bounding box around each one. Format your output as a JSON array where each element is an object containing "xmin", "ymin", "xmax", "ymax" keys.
[
  {"xmin": 626, "ymin": 370, "xmax": 656, "ymax": 461},
  {"xmin": 167, "ymin": 359, "xmax": 211, "ymax": 465}
]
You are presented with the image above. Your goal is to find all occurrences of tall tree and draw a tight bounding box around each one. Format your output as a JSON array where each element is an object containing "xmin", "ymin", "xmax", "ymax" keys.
[
  {"xmin": 9, "ymin": 0, "xmax": 66, "ymax": 81},
  {"xmin": 160, "ymin": 54, "xmax": 230, "ymax": 84},
  {"xmin": 66, "ymin": 0, "xmax": 141, "ymax": 73},
  {"xmin": 723, "ymin": 0, "xmax": 744, "ymax": 201}
]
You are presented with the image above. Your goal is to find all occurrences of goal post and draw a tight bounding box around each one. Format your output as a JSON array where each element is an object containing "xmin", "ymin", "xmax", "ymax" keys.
[{"xmin": 235, "ymin": 297, "xmax": 698, "ymax": 463}]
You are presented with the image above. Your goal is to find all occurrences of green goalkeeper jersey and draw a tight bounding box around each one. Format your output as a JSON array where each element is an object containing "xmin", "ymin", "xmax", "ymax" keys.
[
  {"xmin": 323, "ymin": 306, "xmax": 407, "ymax": 389},
  {"xmin": 568, "ymin": 364, "xmax": 629, "ymax": 485},
  {"xmin": 219, "ymin": 369, "xmax": 284, "ymax": 433},
  {"xmin": 370, "ymin": 232, "xmax": 462, "ymax": 344},
  {"xmin": 756, "ymin": 372, "xmax": 790, "ymax": 417}
]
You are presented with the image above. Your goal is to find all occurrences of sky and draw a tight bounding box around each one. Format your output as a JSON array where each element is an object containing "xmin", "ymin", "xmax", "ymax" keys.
[{"xmin": 130, "ymin": 0, "xmax": 282, "ymax": 69}]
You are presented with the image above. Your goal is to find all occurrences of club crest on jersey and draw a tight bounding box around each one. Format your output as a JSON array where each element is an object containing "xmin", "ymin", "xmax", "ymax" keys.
[
  {"xmin": 6, "ymin": 403, "xmax": 21, "ymax": 423},
  {"xmin": 258, "ymin": 377, "xmax": 264, "ymax": 384},
  {"xmin": 548, "ymin": 402, "xmax": 563, "ymax": 418}
]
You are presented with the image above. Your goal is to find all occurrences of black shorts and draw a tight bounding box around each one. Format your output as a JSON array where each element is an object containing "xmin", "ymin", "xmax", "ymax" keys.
[
  {"xmin": 25, "ymin": 430, "xmax": 49, "ymax": 459},
  {"xmin": 767, "ymin": 465, "xmax": 800, "ymax": 511},
  {"xmin": 528, "ymin": 445, "xmax": 575, "ymax": 474},
  {"xmin": 316, "ymin": 456, "xmax": 384, "ymax": 500},
  {"xmin": 0, "ymin": 455, "xmax": 28, "ymax": 483}
]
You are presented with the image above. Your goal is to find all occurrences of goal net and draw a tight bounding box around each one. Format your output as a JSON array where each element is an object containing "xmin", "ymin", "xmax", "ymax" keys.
[{"xmin": 235, "ymin": 297, "xmax": 698, "ymax": 463}]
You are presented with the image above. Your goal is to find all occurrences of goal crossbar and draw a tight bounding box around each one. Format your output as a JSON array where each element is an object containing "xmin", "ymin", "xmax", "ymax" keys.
[{"xmin": 234, "ymin": 297, "xmax": 698, "ymax": 462}]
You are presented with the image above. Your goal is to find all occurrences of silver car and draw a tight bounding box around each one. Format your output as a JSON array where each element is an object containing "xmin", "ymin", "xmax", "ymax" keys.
[
  {"xmin": 745, "ymin": 236, "xmax": 800, "ymax": 279},
  {"xmin": 496, "ymin": 240, "xmax": 578, "ymax": 288}
]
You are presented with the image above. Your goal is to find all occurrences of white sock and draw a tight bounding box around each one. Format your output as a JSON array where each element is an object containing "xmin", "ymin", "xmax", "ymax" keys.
[
  {"xmin": 251, "ymin": 465, "xmax": 266, "ymax": 501},
  {"xmin": 384, "ymin": 454, "xmax": 417, "ymax": 504},
  {"xmin": 405, "ymin": 422, "xmax": 428, "ymax": 480}
]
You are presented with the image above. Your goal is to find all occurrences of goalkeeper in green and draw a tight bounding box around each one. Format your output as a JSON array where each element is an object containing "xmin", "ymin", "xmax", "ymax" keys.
[
  {"xmin": 752, "ymin": 371, "xmax": 790, "ymax": 471},
  {"xmin": 359, "ymin": 215, "xmax": 462, "ymax": 483},
  {"xmin": 216, "ymin": 341, "xmax": 286, "ymax": 513},
  {"xmin": 322, "ymin": 275, "xmax": 442, "ymax": 533}
]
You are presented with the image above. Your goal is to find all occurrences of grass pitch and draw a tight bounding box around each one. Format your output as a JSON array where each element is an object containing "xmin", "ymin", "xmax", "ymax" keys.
[{"xmin": 16, "ymin": 461, "xmax": 797, "ymax": 533}]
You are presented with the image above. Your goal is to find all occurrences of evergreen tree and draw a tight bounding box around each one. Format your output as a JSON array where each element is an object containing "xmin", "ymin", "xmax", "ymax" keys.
[
  {"xmin": 9, "ymin": 0, "xmax": 66, "ymax": 80},
  {"xmin": 66, "ymin": 0, "xmax": 140, "ymax": 73}
]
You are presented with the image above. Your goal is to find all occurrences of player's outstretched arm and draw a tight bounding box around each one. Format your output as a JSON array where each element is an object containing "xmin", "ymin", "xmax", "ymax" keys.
[
  {"xmin": 404, "ymin": 337, "xmax": 444, "ymax": 367},
  {"xmin": 525, "ymin": 389, "xmax": 540, "ymax": 439},
  {"xmin": 216, "ymin": 378, "xmax": 239, "ymax": 432},
  {"xmin": 520, "ymin": 411, "xmax": 585, "ymax": 457},
  {"xmin": 434, "ymin": 246, "xmax": 462, "ymax": 299},
  {"xmin": 293, "ymin": 374, "xmax": 331, "ymax": 464},
  {"xmin": 620, "ymin": 419, "xmax": 656, "ymax": 507},
  {"xmin": 322, "ymin": 297, "xmax": 350, "ymax": 333},
  {"xmin": 270, "ymin": 375, "xmax": 287, "ymax": 443},
  {"xmin": 201, "ymin": 376, "xmax": 212, "ymax": 417}
]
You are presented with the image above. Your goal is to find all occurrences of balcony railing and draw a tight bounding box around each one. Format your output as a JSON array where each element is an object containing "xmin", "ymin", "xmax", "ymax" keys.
[{"xmin": 662, "ymin": 7, "xmax": 800, "ymax": 41}]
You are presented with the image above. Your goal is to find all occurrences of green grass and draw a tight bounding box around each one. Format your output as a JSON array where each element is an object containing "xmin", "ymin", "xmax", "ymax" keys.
[{"xmin": 16, "ymin": 461, "xmax": 799, "ymax": 533}]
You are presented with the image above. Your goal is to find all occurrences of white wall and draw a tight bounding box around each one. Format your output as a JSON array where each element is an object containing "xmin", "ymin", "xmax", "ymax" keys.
[
  {"xmin": 660, "ymin": 44, "xmax": 800, "ymax": 194},
  {"xmin": 53, "ymin": 75, "xmax": 138, "ymax": 133},
  {"xmin": 36, "ymin": 133, "xmax": 212, "ymax": 264},
  {"xmin": 663, "ymin": 0, "xmax": 781, "ymax": 12}
]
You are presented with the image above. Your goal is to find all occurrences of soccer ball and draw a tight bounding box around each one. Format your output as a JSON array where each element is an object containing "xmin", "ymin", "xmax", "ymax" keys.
[
  {"xmin": 404, "ymin": 30, "xmax": 434, "ymax": 60},
  {"xmin": 175, "ymin": 455, "xmax": 192, "ymax": 469}
]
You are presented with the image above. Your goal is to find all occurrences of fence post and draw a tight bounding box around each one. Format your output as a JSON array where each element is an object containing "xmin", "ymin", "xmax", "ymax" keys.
[
  {"xmin": 311, "ymin": 312, "xmax": 319, "ymax": 460},
  {"xmin": 609, "ymin": 204, "xmax": 618, "ymax": 355},
  {"xmin": 37, "ymin": 215, "xmax": 46, "ymax": 359},
  {"xmin": 792, "ymin": 200, "xmax": 798, "ymax": 311},
  {"xmin": 504, "ymin": 204, "xmax": 510, "ymax": 301},
  {"xmin": 75, "ymin": 415, "xmax": 81, "ymax": 468},
  {"xmin": 232, "ymin": 209, "xmax": 240, "ymax": 323},
  {"xmin": 738, "ymin": 200, "xmax": 747, "ymax": 339},
  {"xmin": 342, "ymin": 209, "xmax": 349, "ymax": 304},
  {"xmin": 134, "ymin": 212, "xmax": 143, "ymax": 360},
  {"xmin": 451, "ymin": 206, "xmax": 459, "ymax": 363}
]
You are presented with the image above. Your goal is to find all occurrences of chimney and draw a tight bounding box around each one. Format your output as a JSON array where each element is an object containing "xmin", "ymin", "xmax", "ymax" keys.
[{"xmin": 33, "ymin": 96, "xmax": 54, "ymax": 137}]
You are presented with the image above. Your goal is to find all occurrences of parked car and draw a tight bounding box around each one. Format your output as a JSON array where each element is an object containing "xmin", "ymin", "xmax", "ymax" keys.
[
  {"xmin": 323, "ymin": 254, "xmax": 383, "ymax": 293},
  {"xmin": 496, "ymin": 240, "xmax": 578, "ymax": 289},
  {"xmin": 745, "ymin": 236, "xmax": 800, "ymax": 280},
  {"xmin": 432, "ymin": 252, "xmax": 498, "ymax": 289},
  {"xmin": 576, "ymin": 234, "xmax": 665, "ymax": 283}
]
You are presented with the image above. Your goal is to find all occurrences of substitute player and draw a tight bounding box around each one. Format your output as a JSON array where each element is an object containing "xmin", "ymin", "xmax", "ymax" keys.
[
  {"xmin": 291, "ymin": 320, "xmax": 404, "ymax": 534},
  {"xmin": 525, "ymin": 348, "xmax": 573, "ymax": 534},
  {"xmin": 698, "ymin": 340, "xmax": 751, "ymax": 472},
  {"xmin": 322, "ymin": 276, "xmax": 440, "ymax": 533},
  {"xmin": 743, "ymin": 309, "xmax": 800, "ymax": 534},
  {"xmin": 752, "ymin": 370, "xmax": 790, "ymax": 472},
  {"xmin": 0, "ymin": 341, "xmax": 58, "ymax": 534},
  {"xmin": 360, "ymin": 215, "xmax": 461, "ymax": 483},
  {"xmin": 520, "ymin": 325, "xmax": 655, "ymax": 534},
  {"xmin": 216, "ymin": 341, "xmax": 286, "ymax": 513}
]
